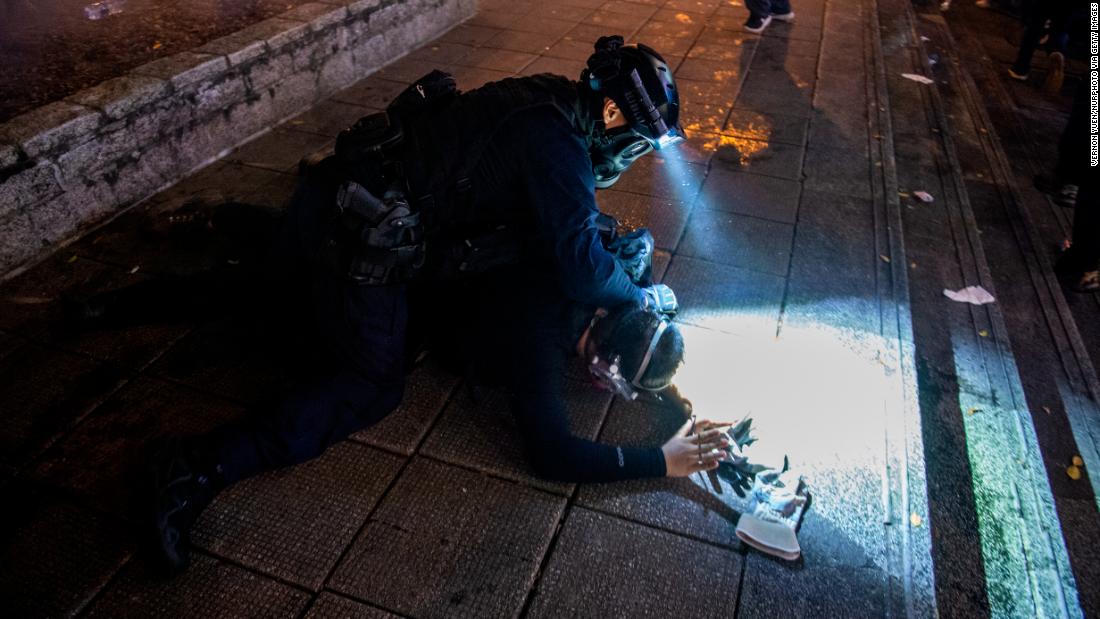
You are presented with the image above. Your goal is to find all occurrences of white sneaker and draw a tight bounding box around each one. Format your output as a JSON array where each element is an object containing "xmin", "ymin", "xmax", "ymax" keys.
[{"xmin": 771, "ymin": 11, "xmax": 795, "ymax": 21}]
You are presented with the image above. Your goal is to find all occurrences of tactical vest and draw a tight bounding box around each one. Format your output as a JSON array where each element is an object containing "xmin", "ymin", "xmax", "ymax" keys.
[
  {"xmin": 328, "ymin": 72, "xmax": 591, "ymax": 283},
  {"xmin": 393, "ymin": 73, "xmax": 589, "ymax": 232}
]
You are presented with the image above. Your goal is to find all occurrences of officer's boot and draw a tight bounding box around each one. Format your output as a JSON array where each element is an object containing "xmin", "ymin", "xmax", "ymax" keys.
[
  {"xmin": 147, "ymin": 436, "xmax": 226, "ymax": 575},
  {"xmin": 60, "ymin": 294, "xmax": 112, "ymax": 332}
]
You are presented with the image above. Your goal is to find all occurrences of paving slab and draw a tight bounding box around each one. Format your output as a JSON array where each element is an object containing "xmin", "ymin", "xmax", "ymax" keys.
[
  {"xmin": 481, "ymin": 29, "xmax": 561, "ymax": 55},
  {"xmin": 353, "ymin": 360, "xmax": 459, "ymax": 456},
  {"xmin": 689, "ymin": 29, "xmax": 755, "ymax": 63},
  {"xmin": 18, "ymin": 260, "xmax": 194, "ymax": 367},
  {"xmin": 0, "ymin": 343, "xmax": 126, "ymax": 469},
  {"xmin": 418, "ymin": 381, "xmax": 612, "ymax": 494},
  {"xmin": 194, "ymin": 441, "xmax": 404, "ymax": 591},
  {"xmin": 31, "ymin": 376, "xmax": 246, "ymax": 519},
  {"xmin": 330, "ymin": 76, "xmax": 412, "ymax": 109},
  {"xmin": 755, "ymin": 34, "xmax": 823, "ymax": 60},
  {"xmin": 0, "ymin": 487, "xmax": 132, "ymax": 618},
  {"xmin": 710, "ymin": 135, "xmax": 805, "ymax": 181},
  {"xmin": 329, "ymin": 457, "xmax": 566, "ymax": 618},
  {"xmin": 86, "ymin": 551, "xmax": 311, "ymax": 618},
  {"xmin": 678, "ymin": 208, "xmax": 795, "ymax": 276},
  {"xmin": 696, "ymin": 166, "xmax": 802, "ymax": 224},
  {"xmin": 286, "ymin": 99, "xmax": 379, "ymax": 137},
  {"xmin": 802, "ymin": 144, "xmax": 873, "ymax": 200},
  {"xmin": 663, "ymin": 255, "xmax": 786, "ymax": 338},
  {"xmin": 596, "ymin": 189, "xmax": 693, "ymax": 251},
  {"xmin": 724, "ymin": 108, "xmax": 810, "ymax": 148},
  {"xmin": 69, "ymin": 163, "xmax": 290, "ymax": 276},
  {"xmin": 0, "ymin": 252, "xmax": 143, "ymax": 337},
  {"xmin": 228, "ymin": 128, "xmax": 334, "ymax": 174},
  {"xmin": 737, "ymin": 554, "xmax": 886, "ymax": 618},
  {"xmin": 736, "ymin": 71, "xmax": 814, "ymax": 118},
  {"xmin": 577, "ymin": 394, "xmax": 748, "ymax": 548},
  {"xmin": 609, "ymin": 156, "xmax": 706, "ymax": 204},
  {"xmin": 526, "ymin": 508, "xmax": 743, "ymax": 617},
  {"xmin": 304, "ymin": 592, "xmax": 403, "ymax": 618},
  {"xmin": 149, "ymin": 316, "xmax": 301, "ymax": 405}
]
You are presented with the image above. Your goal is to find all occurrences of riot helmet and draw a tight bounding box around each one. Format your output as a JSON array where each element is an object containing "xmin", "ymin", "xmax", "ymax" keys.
[
  {"xmin": 582, "ymin": 36, "xmax": 684, "ymax": 188},
  {"xmin": 586, "ymin": 306, "xmax": 685, "ymax": 400}
]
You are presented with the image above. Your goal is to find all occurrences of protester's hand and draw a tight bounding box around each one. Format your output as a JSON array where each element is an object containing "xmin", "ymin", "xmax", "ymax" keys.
[{"xmin": 662, "ymin": 418, "xmax": 731, "ymax": 477}]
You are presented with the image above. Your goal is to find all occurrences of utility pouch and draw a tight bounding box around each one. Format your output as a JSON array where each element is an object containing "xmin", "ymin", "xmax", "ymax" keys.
[
  {"xmin": 596, "ymin": 211, "xmax": 621, "ymax": 249},
  {"xmin": 327, "ymin": 180, "xmax": 425, "ymax": 285},
  {"xmin": 438, "ymin": 226, "xmax": 524, "ymax": 278},
  {"xmin": 335, "ymin": 111, "xmax": 404, "ymax": 164}
]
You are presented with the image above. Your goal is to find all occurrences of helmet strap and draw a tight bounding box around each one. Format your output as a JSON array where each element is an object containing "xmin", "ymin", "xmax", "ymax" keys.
[{"xmin": 631, "ymin": 319, "xmax": 669, "ymax": 388}]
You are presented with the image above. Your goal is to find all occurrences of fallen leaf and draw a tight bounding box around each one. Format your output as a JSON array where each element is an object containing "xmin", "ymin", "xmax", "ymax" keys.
[
  {"xmin": 152, "ymin": 41, "xmax": 163, "ymax": 50},
  {"xmin": 914, "ymin": 190, "xmax": 935, "ymax": 203},
  {"xmin": 880, "ymin": 254, "xmax": 891, "ymax": 263},
  {"xmin": 1042, "ymin": 406, "xmax": 1052, "ymax": 415},
  {"xmin": 967, "ymin": 407, "xmax": 981, "ymax": 416},
  {"xmin": 1072, "ymin": 455, "xmax": 1083, "ymax": 467},
  {"xmin": 979, "ymin": 329, "xmax": 989, "ymax": 337},
  {"xmin": 67, "ymin": 254, "xmax": 79, "ymax": 263},
  {"xmin": 910, "ymin": 261, "xmax": 918, "ymax": 268},
  {"xmin": 910, "ymin": 513, "xmax": 922, "ymax": 526},
  {"xmin": 898, "ymin": 190, "xmax": 911, "ymax": 198},
  {"xmin": 901, "ymin": 73, "xmax": 935, "ymax": 85},
  {"xmin": 1067, "ymin": 465, "xmax": 1081, "ymax": 480},
  {"xmin": 130, "ymin": 265, "xmax": 140, "ymax": 274},
  {"xmin": 944, "ymin": 286, "xmax": 996, "ymax": 305}
]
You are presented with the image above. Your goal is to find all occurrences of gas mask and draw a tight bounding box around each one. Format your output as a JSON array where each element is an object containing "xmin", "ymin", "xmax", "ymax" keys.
[
  {"xmin": 587, "ymin": 314, "xmax": 673, "ymax": 400},
  {"xmin": 590, "ymin": 127, "xmax": 654, "ymax": 189}
]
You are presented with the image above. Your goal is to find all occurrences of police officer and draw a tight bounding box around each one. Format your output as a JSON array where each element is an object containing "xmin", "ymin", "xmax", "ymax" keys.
[{"xmin": 147, "ymin": 35, "xmax": 722, "ymax": 574}]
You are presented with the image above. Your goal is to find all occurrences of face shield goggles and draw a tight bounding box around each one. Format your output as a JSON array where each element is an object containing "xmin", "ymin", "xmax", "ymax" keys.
[{"xmin": 587, "ymin": 317, "xmax": 672, "ymax": 400}]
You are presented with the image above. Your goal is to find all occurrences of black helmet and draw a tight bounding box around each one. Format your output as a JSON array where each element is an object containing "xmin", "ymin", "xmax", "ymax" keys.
[{"xmin": 583, "ymin": 36, "xmax": 684, "ymax": 188}]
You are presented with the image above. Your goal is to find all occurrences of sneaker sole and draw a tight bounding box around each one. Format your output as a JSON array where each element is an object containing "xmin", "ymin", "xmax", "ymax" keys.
[{"xmin": 771, "ymin": 12, "xmax": 795, "ymax": 21}]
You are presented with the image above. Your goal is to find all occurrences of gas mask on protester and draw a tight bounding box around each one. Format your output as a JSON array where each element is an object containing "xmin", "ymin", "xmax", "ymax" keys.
[
  {"xmin": 583, "ymin": 36, "xmax": 684, "ymax": 188},
  {"xmin": 585, "ymin": 308, "xmax": 682, "ymax": 400}
]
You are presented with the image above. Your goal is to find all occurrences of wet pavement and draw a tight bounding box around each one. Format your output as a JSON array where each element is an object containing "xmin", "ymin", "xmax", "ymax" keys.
[
  {"xmin": 0, "ymin": 0, "xmax": 308, "ymax": 122},
  {"xmin": 2, "ymin": 0, "xmax": 1099, "ymax": 616}
]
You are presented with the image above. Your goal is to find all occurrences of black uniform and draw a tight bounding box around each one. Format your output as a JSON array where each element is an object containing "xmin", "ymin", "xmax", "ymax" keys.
[{"xmin": 206, "ymin": 75, "xmax": 660, "ymax": 485}]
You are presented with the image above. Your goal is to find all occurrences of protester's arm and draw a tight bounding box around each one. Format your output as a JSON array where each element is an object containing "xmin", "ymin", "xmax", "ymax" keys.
[
  {"xmin": 520, "ymin": 114, "xmax": 645, "ymax": 309},
  {"xmin": 508, "ymin": 320, "xmax": 663, "ymax": 482},
  {"xmin": 511, "ymin": 374, "xmax": 667, "ymax": 483}
]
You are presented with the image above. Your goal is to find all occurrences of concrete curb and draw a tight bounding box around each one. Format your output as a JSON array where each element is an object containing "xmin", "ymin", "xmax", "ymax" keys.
[{"xmin": 0, "ymin": 0, "xmax": 477, "ymax": 280}]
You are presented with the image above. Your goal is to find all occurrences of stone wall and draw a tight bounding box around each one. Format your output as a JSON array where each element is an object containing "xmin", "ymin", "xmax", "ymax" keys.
[{"xmin": 0, "ymin": 0, "xmax": 475, "ymax": 279}]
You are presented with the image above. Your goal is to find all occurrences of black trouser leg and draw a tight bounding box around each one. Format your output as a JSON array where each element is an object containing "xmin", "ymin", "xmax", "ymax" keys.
[
  {"xmin": 1055, "ymin": 80, "xmax": 1090, "ymax": 185},
  {"xmin": 206, "ymin": 280, "xmax": 409, "ymax": 484},
  {"xmin": 1012, "ymin": 2, "xmax": 1054, "ymax": 74},
  {"xmin": 1071, "ymin": 178, "xmax": 1100, "ymax": 269},
  {"xmin": 210, "ymin": 367, "xmax": 405, "ymax": 483}
]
